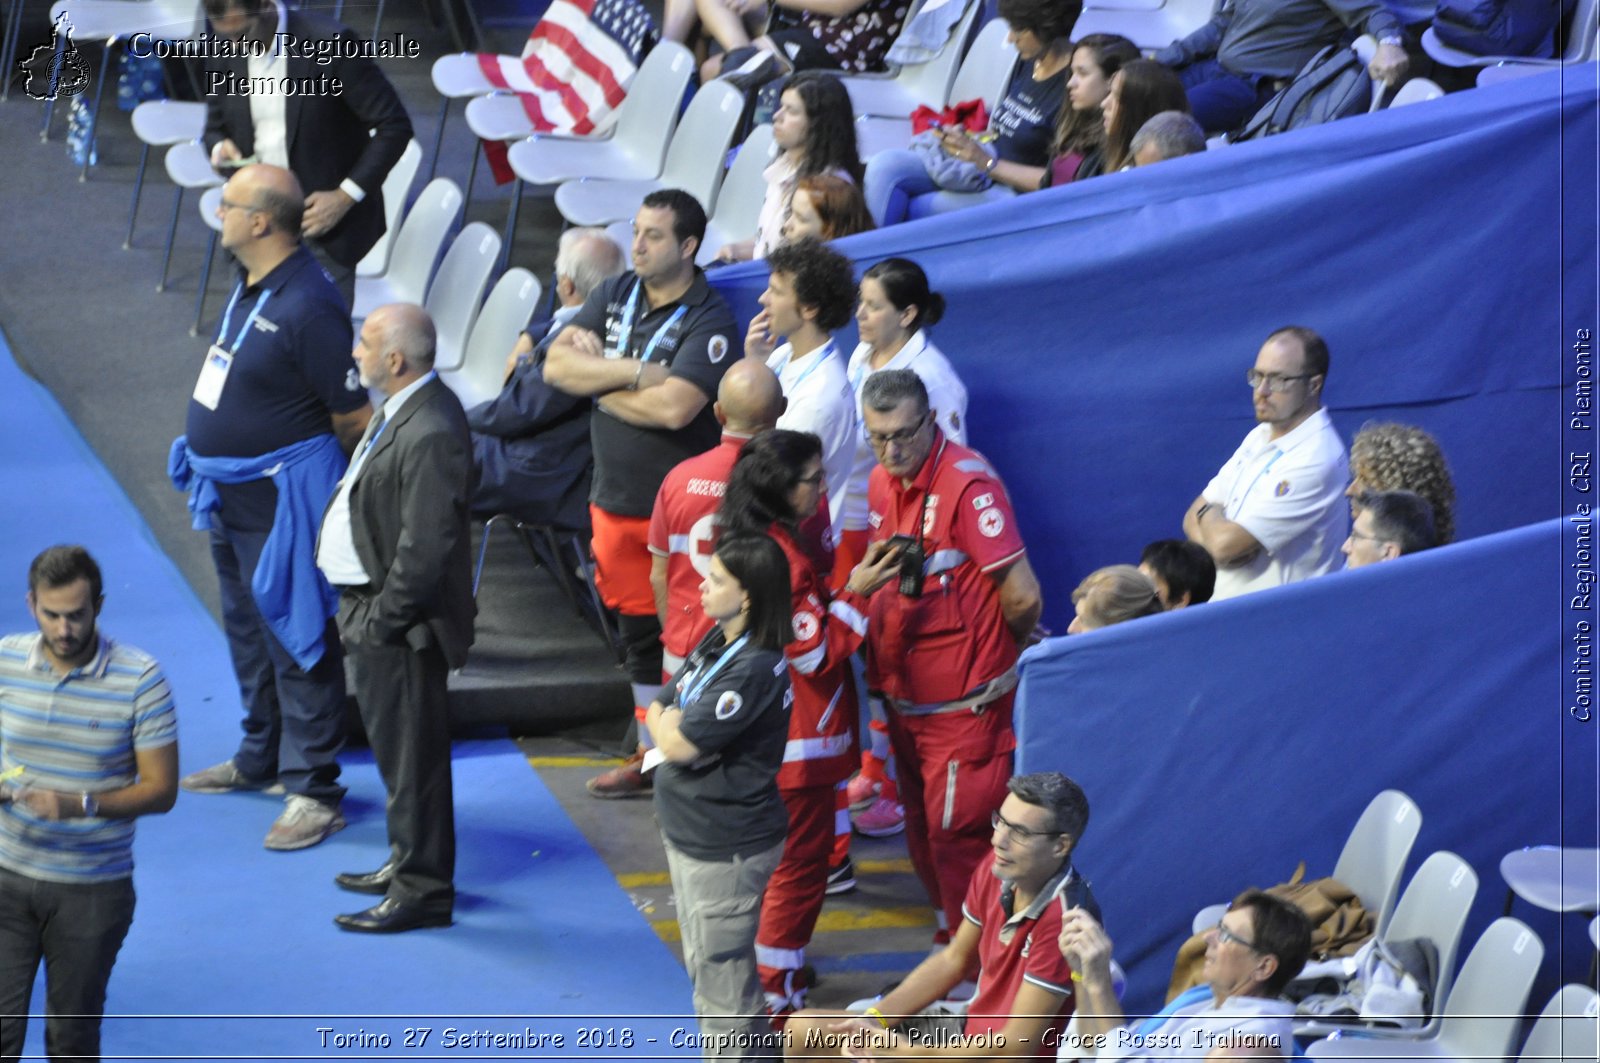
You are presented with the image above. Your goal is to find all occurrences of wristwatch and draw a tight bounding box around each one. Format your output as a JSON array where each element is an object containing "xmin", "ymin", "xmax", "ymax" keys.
[{"xmin": 81, "ymin": 791, "xmax": 99, "ymax": 818}]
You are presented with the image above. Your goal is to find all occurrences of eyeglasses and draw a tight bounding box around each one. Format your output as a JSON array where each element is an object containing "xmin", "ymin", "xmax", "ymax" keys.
[
  {"xmin": 1211, "ymin": 921, "xmax": 1262, "ymax": 951},
  {"xmin": 794, "ymin": 470, "xmax": 824, "ymax": 486},
  {"xmin": 1246, "ymin": 370, "xmax": 1313, "ymax": 393},
  {"xmin": 218, "ymin": 198, "xmax": 264, "ymax": 214},
  {"xmin": 991, "ymin": 810, "xmax": 1063, "ymax": 842},
  {"xmin": 1346, "ymin": 529, "xmax": 1391, "ymax": 544},
  {"xmin": 866, "ymin": 413, "xmax": 930, "ymax": 449}
]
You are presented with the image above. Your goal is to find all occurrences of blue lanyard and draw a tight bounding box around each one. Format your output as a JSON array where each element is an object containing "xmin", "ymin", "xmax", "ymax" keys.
[
  {"xmin": 216, "ymin": 283, "xmax": 271, "ymax": 354},
  {"xmin": 1228, "ymin": 444, "xmax": 1289, "ymax": 517},
  {"xmin": 784, "ymin": 340, "xmax": 836, "ymax": 393},
  {"xmin": 681, "ymin": 634, "xmax": 751, "ymax": 706},
  {"xmin": 617, "ymin": 280, "xmax": 688, "ymax": 364}
]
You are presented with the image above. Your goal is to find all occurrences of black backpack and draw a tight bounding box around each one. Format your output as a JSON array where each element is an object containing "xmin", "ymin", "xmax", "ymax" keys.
[{"xmin": 1231, "ymin": 43, "xmax": 1373, "ymax": 142}]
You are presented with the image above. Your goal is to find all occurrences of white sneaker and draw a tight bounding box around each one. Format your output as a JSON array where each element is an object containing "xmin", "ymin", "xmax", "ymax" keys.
[{"xmin": 264, "ymin": 794, "xmax": 345, "ymax": 851}]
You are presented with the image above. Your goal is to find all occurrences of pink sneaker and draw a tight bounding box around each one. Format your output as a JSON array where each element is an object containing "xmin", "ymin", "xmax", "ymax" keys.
[
  {"xmin": 845, "ymin": 773, "xmax": 881, "ymax": 810},
  {"xmin": 852, "ymin": 796, "xmax": 905, "ymax": 837}
]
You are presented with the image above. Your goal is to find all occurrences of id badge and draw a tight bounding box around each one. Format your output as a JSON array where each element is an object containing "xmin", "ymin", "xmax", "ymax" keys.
[{"xmin": 192, "ymin": 345, "xmax": 233, "ymax": 411}]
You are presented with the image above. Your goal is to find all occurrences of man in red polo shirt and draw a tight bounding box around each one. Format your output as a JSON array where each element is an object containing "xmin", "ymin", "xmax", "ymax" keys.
[
  {"xmin": 854, "ymin": 369, "xmax": 1042, "ymax": 942},
  {"xmin": 780, "ymin": 772, "xmax": 1097, "ymax": 1061}
]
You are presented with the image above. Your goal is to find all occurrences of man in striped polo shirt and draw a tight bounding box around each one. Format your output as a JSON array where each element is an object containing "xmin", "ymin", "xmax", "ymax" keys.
[{"xmin": 0, "ymin": 546, "xmax": 178, "ymax": 1061}]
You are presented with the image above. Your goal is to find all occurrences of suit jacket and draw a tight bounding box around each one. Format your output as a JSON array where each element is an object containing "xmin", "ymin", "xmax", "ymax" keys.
[
  {"xmin": 204, "ymin": 9, "xmax": 414, "ymax": 268},
  {"xmin": 345, "ymin": 378, "xmax": 477, "ymax": 669}
]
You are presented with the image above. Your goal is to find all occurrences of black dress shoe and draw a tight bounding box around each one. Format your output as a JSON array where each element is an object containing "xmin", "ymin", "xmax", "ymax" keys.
[
  {"xmin": 334, "ymin": 897, "xmax": 452, "ymax": 934},
  {"xmin": 334, "ymin": 863, "xmax": 396, "ymax": 895}
]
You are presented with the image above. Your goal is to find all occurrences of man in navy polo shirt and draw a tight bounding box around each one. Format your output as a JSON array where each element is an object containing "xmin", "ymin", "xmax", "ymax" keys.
[{"xmin": 171, "ymin": 163, "xmax": 373, "ymax": 852}]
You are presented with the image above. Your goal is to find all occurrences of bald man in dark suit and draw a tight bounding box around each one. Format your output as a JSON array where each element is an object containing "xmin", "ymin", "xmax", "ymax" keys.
[{"xmin": 317, "ymin": 304, "xmax": 475, "ymax": 933}]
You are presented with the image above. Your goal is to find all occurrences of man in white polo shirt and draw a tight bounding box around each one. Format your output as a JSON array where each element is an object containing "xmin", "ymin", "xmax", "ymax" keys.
[
  {"xmin": 1183, "ymin": 326, "xmax": 1349, "ymax": 600},
  {"xmin": 745, "ymin": 237, "xmax": 859, "ymax": 538}
]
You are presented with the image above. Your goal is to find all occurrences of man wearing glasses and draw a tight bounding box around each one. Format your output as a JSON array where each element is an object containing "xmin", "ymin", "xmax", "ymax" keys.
[
  {"xmin": 1058, "ymin": 891, "xmax": 1312, "ymax": 1060},
  {"xmin": 1183, "ymin": 326, "xmax": 1349, "ymax": 600},
  {"xmin": 782, "ymin": 772, "xmax": 1097, "ymax": 1061},
  {"xmin": 852, "ymin": 370, "xmax": 1043, "ymax": 947},
  {"xmin": 1342, "ymin": 490, "xmax": 1439, "ymax": 570}
]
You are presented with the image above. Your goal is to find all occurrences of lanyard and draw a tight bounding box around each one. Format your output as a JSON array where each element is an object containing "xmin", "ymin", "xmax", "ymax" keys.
[
  {"xmin": 1227, "ymin": 439, "xmax": 1295, "ymax": 517},
  {"xmin": 681, "ymin": 633, "xmax": 751, "ymax": 706},
  {"xmin": 216, "ymin": 283, "xmax": 271, "ymax": 354},
  {"xmin": 617, "ymin": 280, "xmax": 688, "ymax": 363},
  {"xmin": 784, "ymin": 340, "xmax": 836, "ymax": 393}
]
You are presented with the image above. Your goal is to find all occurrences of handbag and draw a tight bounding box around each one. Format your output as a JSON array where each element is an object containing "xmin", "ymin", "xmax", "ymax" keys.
[{"xmin": 909, "ymin": 128, "xmax": 996, "ymax": 193}]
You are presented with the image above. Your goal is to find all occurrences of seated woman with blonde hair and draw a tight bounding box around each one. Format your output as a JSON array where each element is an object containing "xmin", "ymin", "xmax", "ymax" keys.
[{"xmin": 1067, "ymin": 564, "xmax": 1163, "ymax": 633}]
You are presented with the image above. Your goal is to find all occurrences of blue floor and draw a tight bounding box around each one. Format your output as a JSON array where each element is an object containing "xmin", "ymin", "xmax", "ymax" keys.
[{"xmin": 0, "ymin": 335, "xmax": 696, "ymax": 1060}]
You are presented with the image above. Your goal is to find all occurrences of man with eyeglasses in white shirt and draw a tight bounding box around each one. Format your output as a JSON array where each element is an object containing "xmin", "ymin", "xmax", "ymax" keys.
[
  {"xmin": 1183, "ymin": 326, "xmax": 1349, "ymax": 600},
  {"xmin": 1058, "ymin": 891, "xmax": 1312, "ymax": 1061}
]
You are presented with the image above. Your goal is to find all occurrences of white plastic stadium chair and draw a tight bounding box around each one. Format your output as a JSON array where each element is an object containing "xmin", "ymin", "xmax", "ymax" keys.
[
  {"xmin": 351, "ymin": 178, "xmax": 465, "ymax": 321},
  {"xmin": 125, "ymin": 100, "xmax": 206, "ymax": 248},
  {"xmin": 1388, "ymin": 77, "xmax": 1444, "ymax": 108},
  {"xmin": 554, "ymin": 80, "xmax": 745, "ymax": 227},
  {"xmin": 494, "ymin": 41, "xmax": 695, "ymax": 256},
  {"xmin": 1516, "ymin": 985, "xmax": 1599, "ymax": 1063},
  {"xmin": 428, "ymin": 53, "xmax": 500, "ymax": 183},
  {"xmin": 840, "ymin": 0, "xmax": 983, "ymax": 118},
  {"xmin": 424, "ymin": 222, "xmax": 502, "ymax": 373},
  {"xmin": 440, "ymin": 268, "xmax": 543, "ymax": 409},
  {"xmin": 1307, "ymin": 918, "xmax": 1544, "ymax": 1063},
  {"xmin": 356, "ymin": 139, "xmax": 424, "ymax": 280},
  {"xmin": 1297, "ymin": 851, "xmax": 1479, "ymax": 1041},
  {"xmin": 1422, "ymin": 0, "xmax": 1598, "ymax": 70},
  {"xmin": 698, "ymin": 124, "xmax": 777, "ymax": 266},
  {"xmin": 1071, "ymin": 0, "xmax": 1216, "ymax": 50},
  {"xmin": 1193, "ymin": 789, "xmax": 1421, "ymax": 938},
  {"xmin": 855, "ymin": 18, "xmax": 1017, "ymax": 160},
  {"xmin": 156, "ymin": 140, "xmax": 223, "ymax": 294}
]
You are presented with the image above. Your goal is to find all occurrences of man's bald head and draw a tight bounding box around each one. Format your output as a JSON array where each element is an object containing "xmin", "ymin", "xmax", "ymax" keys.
[
  {"xmin": 715, "ymin": 359, "xmax": 786, "ymax": 433},
  {"xmin": 234, "ymin": 163, "xmax": 304, "ymax": 239}
]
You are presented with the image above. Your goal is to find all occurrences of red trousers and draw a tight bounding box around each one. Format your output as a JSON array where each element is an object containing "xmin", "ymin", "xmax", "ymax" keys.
[
  {"xmin": 756, "ymin": 781, "xmax": 842, "ymax": 1007},
  {"xmin": 886, "ymin": 698, "xmax": 1015, "ymax": 939}
]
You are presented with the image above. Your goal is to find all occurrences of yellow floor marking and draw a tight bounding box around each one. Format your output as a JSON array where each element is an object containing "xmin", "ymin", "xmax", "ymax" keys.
[
  {"xmin": 525, "ymin": 755, "xmax": 618, "ymax": 768},
  {"xmin": 651, "ymin": 906, "xmax": 934, "ymax": 943}
]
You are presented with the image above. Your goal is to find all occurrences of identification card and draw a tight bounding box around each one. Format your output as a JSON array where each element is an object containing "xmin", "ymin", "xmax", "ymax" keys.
[{"xmin": 192, "ymin": 345, "xmax": 234, "ymax": 411}]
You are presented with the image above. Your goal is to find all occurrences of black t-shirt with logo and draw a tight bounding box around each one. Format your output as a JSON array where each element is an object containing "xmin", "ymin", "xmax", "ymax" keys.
[
  {"xmin": 567, "ymin": 270, "xmax": 739, "ymax": 517},
  {"xmin": 652, "ymin": 627, "xmax": 791, "ymax": 861}
]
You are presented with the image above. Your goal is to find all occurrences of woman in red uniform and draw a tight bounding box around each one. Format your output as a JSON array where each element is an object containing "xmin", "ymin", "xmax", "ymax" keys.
[{"xmin": 718, "ymin": 429, "xmax": 899, "ymax": 1020}]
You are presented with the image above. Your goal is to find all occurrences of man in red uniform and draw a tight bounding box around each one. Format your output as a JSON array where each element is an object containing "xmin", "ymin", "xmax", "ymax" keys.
[
  {"xmin": 857, "ymin": 370, "xmax": 1043, "ymax": 942},
  {"xmin": 780, "ymin": 772, "xmax": 1097, "ymax": 1061},
  {"xmin": 648, "ymin": 360, "xmax": 788, "ymax": 683}
]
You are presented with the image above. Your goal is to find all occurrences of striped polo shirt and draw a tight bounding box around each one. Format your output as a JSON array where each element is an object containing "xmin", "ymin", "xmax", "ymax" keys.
[{"xmin": 0, "ymin": 632, "xmax": 177, "ymax": 884}]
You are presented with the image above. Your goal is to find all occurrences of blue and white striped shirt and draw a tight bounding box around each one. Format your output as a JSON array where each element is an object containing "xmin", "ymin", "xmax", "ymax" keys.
[{"xmin": 0, "ymin": 632, "xmax": 177, "ymax": 883}]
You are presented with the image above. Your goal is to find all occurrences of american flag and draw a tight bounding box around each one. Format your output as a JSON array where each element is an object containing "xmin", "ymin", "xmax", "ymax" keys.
[{"xmin": 477, "ymin": 0, "xmax": 658, "ymax": 135}]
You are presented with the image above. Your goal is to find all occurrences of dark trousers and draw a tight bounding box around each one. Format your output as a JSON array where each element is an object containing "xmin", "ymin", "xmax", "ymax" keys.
[
  {"xmin": 308, "ymin": 239, "xmax": 357, "ymax": 311},
  {"xmin": 0, "ymin": 867, "xmax": 135, "ymax": 1063},
  {"xmin": 210, "ymin": 518, "xmax": 347, "ymax": 803},
  {"xmin": 339, "ymin": 595, "xmax": 456, "ymax": 912}
]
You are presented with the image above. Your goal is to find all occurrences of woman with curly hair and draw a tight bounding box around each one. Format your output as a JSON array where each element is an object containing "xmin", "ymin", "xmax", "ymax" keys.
[
  {"xmin": 717, "ymin": 71, "xmax": 863, "ymax": 262},
  {"xmin": 1346, "ymin": 423, "xmax": 1457, "ymax": 543}
]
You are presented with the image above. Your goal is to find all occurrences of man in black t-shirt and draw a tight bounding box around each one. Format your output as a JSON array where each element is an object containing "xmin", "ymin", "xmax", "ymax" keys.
[
  {"xmin": 544, "ymin": 189, "xmax": 739, "ymax": 798},
  {"xmin": 173, "ymin": 164, "xmax": 372, "ymax": 853}
]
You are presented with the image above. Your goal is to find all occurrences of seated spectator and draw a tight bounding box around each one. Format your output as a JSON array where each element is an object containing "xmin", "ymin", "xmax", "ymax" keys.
[
  {"xmin": 1131, "ymin": 111, "xmax": 1208, "ymax": 166},
  {"xmin": 1183, "ymin": 326, "xmax": 1349, "ymax": 599},
  {"xmin": 690, "ymin": 0, "xmax": 913, "ymax": 84},
  {"xmin": 1342, "ymin": 489, "xmax": 1438, "ymax": 568},
  {"xmin": 781, "ymin": 173, "xmax": 876, "ymax": 245},
  {"xmin": 1084, "ymin": 59, "xmax": 1190, "ymax": 178},
  {"xmin": 781, "ymin": 772, "xmax": 1099, "ymax": 1063},
  {"xmin": 718, "ymin": 72, "xmax": 863, "ymax": 262},
  {"xmin": 1059, "ymin": 891, "xmax": 1313, "ymax": 1061},
  {"xmin": 1067, "ymin": 565, "xmax": 1163, "ymax": 633},
  {"xmin": 745, "ymin": 238, "xmax": 860, "ymax": 533},
  {"xmin": 865, "ymin": 0, "xmax": 1084, "ymax": 225},
  {"xmin": 1346, "ymin": 422, "xmax": 1456, "ymax": 543},
  {"xmin": 468, "ymin": 228, "xmax": 625, "ymax": 528},
  {"xmin": 1044, "ymin": 34, "xmax": 1141, "ymax": 188},
  {"xmin": 1138, "ymin": 539, "xmax": 1216, "ymax": 609},
  {"xmin": 1152, "ymin": 0, "xmax": 1409, "ymax": 134}
]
